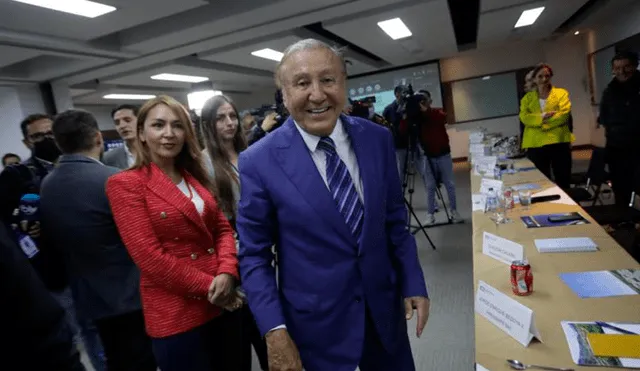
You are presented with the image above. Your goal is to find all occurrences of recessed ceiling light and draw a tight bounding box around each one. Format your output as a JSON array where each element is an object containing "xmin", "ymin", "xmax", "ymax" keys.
[
  {"xmin": 188, "ymin": 90, "xmax": 223, "ymax": 113},
  {"xmin": 12, "ymin": 0, "xmax": 116, "ymax": 18},
  {"xmin": 151, "ymin": 73, "xmax": 209, "ymax": 83},
  {"xmin": 514, "ymin": 7, "xmax": 545, "ymax": 28},
  {"xmin": 251, "ymin": 48, "xmax": 284, "ymax": 62},
  {"xmin": 377, "ymin": 18, "xmax": 412, "ymax": 40},
  {"xmin": 103, "ymin": 94, "xmax": 156, "ymax": 100},
  {"xmin": 482, "ymin": 76, "xmax": 491, "ymax": 80},
  {"xmin": 574, "ymin": 31, "xmax": 580, "ymax": 35}
]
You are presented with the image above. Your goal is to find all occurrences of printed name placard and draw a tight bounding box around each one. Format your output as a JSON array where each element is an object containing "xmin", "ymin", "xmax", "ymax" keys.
[
  {"xmin": 482, "ymin": 232, "xmax": 524, "ymax": 265},
  {"xmin": 475, "ymin": 281, "xmax": 542, "ymax": 347},
  {"xmin": 472, "ymin": 194, "xmax": 487, "ymax": 212},
  {"xmin": 469, "ymin": 131, "xmax": 485, "ymax": 144},
  {"xmin": 479, "ymin": 178, "xmax": 503, "ymax": 195}
]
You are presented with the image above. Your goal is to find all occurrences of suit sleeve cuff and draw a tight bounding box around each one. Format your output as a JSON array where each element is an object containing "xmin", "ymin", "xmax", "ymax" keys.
[{"xmin": 268, "ymin": 324, "xmax": 286, "ymax": 333}]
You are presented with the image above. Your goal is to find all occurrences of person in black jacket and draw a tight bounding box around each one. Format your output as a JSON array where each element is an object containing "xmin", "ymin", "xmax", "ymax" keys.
[
  {"xmin": 0, "ymin": 222, "xmax": 85, "ymax": 371},
  {"xmin": 599, "ymin": 51, "xmax": 640, "ymax": 206}
]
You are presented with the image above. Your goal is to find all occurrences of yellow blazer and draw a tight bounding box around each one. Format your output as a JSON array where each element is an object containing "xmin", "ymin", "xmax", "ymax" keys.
[{"xmin": 519, "ymin": 87, "xmax": 574, "ymax": 149}]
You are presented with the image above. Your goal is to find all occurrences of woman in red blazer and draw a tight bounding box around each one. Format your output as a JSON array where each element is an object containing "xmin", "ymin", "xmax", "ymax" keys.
[{"xmin": 106, "ymin": 95, "xmax": 242, "ymax": 371}]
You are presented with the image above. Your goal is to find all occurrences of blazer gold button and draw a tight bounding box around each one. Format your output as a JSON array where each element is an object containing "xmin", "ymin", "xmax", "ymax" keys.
[
  {"xmin": 190, "ymin": 253, "xmax": 198, "ymax": 260},
  {"xmin": 160, "ymin": 212, "xmax": 167, "ymax": 219},
  {"xmin": 207, "ymin": 248, "xmax": 214, "ymax": 254}
]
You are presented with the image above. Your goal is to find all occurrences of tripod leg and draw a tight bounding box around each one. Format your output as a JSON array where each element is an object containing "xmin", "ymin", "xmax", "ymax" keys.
[{"xmin": 404, "ymin": 198, "xmax": 436, "ymax": 250}]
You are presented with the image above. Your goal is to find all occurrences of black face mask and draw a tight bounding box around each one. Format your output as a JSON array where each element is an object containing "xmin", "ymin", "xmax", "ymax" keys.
[{"xmin": 33, "ymin": 137, "xmax": 62, "ymax": 162}]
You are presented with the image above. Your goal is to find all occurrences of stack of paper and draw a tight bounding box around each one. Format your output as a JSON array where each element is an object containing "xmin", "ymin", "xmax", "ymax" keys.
[
  {"xmin": 534, "ymin": 237, "xmax": 598, "ymax": 253},
  {"xmin": 561, "ymin": 321, "xmax": 640, "ymax": 368}
]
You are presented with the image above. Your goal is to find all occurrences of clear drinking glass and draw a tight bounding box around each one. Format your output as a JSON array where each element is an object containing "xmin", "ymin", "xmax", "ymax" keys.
[
  {"xmin": 495, "ymin": 194, "xmax": 510, "ymax": 224},
  {"xmin": 519, "ymin": 190, "xmax": 532, "ymax": 210}
]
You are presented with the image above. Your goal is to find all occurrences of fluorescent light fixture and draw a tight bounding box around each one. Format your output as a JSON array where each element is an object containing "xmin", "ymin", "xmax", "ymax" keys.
[
  {"xmin": 12, "ymin": 0, "xmax": 116, "ymax": 18},
  {"xmin": 188, "ymin": 90, "xmax": 222, "ymax": 113},
  {"xmin": 574, "ymin": 31, "xmax": 580, "ymax": 35},
  {"xmin": 103, "ymin": 94, "xmax": 156, "ymax": 100},
  {"xmin": 377, "ymin": 18, "xmax": 412, "ymax": 40},
  {"xmin": 151, "ymin": 73, "xmax": 209, "ymax": 83},
  {"xmin": 514, "ymin": 7, "xmax": 545, "ymax": 28},
  {"xmin": 251, "ymin": 48, "xmax": 284, "ymax": 62},
  {"xmin": 482, "ymin": 76, "xmax": 491, "ymax": 81}
]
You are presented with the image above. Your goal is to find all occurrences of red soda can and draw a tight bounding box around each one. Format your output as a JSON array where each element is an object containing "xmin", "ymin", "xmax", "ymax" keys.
[
  {"xmin": 510, "ymin": 260, "xmax": 533, "ymax": 296},
  {"xmin": 503, "ymin": 187, "xmax": 515, "ymax": 209}
]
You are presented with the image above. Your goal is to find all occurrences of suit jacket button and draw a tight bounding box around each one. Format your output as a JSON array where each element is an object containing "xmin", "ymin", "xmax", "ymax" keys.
[
  {"xmin": 160, "ymin": 212, "xmax": 167, "ymax": 219},
  {"xmin": 207, "ymin": 248, "xmax": 214, "ymax": 254},
  {"xmin": 191, "ymin": 253, "xmax": 198, "ymax": 260}
]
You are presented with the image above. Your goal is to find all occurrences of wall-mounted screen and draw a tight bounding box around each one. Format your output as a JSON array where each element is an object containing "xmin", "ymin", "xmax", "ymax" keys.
[{"xmin": 347, "ymin": 62, "xmax": 442, "ymax": 114}]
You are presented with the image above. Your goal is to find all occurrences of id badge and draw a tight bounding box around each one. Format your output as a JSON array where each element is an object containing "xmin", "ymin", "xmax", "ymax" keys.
[{"xmin": 19, "ymin": 235, "xmax": 39, "ymax": 258}]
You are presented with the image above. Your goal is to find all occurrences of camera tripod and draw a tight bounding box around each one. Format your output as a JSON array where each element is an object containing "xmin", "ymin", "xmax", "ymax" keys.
[
  {"xmin": 400, "ymin": 144, "xmax": 436, "ymax": 250},
  {"xmin": 401, "ymin": 141, "xmax": 457, "ymax": 236}
]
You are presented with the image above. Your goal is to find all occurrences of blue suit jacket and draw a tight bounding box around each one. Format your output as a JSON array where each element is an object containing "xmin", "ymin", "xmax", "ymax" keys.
[
  {"xmin": 237, "ymin": 115, "xmax": 427, "ymax": 370},
  {"xmin": 40, "ymin": 154, "xmax": 141, "ymax": 321}
]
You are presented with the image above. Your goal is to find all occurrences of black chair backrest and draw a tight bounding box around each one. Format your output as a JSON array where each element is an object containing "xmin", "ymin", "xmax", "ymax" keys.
[{"xmin": 586, "ymin": 147, "xmax": 608, "ymax": 185}]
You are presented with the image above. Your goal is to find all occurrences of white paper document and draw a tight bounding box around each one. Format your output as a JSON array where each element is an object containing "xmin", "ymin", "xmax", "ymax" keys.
[
  {"xmin": 475, "ymin": 281, "xmax": 542, "ymax": 347},
  {"xmin": 472, "ymin": 194, "xmax": 487, "ymax": 212},
  {"xmin": 476, "ymin": 156, "xmax": 497, "ymax": 174},
  {"xmin": 483, "ymin": 232, "xmax": 524, "ymax": 265},
  {"xmin": 534, "ymin": 237, "xmax": 598, "ymax": 253},
  {"xmin": 476, "ymin": 364, "xmax": 490, "ymax": 371},
  {"xmin": 533, "ymin": 186, "xmax": 576, "ymax": 205},
  {"xmin": 480, "ymin": 179, "xmax": 503, "ymax": 196}
]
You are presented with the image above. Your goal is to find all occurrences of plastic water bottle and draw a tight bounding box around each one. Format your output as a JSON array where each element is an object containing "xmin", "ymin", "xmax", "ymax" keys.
[
  {"xmin": 485, "ymin": 188, "xmax": 498, "ymax": 212},
  {"xmin": 493, "ymin": 165, "xmax": 502, "ymax": 180}
]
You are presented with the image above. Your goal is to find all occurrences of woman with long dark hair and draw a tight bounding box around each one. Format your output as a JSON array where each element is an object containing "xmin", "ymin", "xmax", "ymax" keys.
[
  {"xmin": 106, "ymin": 95, "xmax": 243, "ymax": 371},
  {"xmin": 200, "ymin": 95, "xmax": 269, "ymax": 371}
]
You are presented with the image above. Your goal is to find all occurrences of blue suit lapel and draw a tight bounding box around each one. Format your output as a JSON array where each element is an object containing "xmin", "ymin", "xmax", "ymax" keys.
[{"xmin": 274, "ymin": 118, "xmax": 357, "ymax": 245}]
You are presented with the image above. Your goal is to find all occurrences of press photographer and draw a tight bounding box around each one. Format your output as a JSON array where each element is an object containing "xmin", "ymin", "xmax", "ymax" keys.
[
  {"xmin": 405, "ymin": 90, "xmax": 460, "ymax": 224},
  {"xmin": 247, "ymin": 90, "xmax": 288, "ymax": 146},
  {"xmin": 348, "ymin": 96, "xmax": 391, "ymax": 128}
]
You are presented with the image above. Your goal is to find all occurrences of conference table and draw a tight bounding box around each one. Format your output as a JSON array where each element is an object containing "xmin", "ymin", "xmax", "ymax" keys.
[{"xmin": 471, "ymin": 158, "xmax": 640, "ymax": 371}]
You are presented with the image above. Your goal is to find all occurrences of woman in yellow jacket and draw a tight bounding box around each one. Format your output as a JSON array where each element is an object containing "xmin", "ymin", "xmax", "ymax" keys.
[{"xmin": 519, "ymin": 63, "xmax": 574, "ymax": 189}]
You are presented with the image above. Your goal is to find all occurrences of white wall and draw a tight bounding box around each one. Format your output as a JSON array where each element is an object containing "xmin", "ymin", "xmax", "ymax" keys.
[
  {"xmin": 77, "ymin": 105, "xmax": 115, "ymax": 131},
  {"xmin": 0, "ymin": 85, "xmax": 48, "ymax": 167},
  {"xmin": 440, "ymin": 36, "xmax": 595, "ymax": 158}
]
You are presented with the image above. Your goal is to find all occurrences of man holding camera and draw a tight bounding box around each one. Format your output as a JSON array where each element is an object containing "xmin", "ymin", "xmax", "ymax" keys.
[{"xmin": 415, "ymin": 91, "xmax": 460, "ymax": 224}]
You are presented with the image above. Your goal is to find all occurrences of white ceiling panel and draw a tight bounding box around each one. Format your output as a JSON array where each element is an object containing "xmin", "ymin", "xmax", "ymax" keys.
[
  {"xmin": 0, "ymin": 0, "xmax": 207, "ymax": 41},
  {"xmin": 201, "ymin": 34, "xmax": 379, "ymax": 76},
  {"xmin": 323, "ymin": 0, "xmax": 458, "ymax": 66},
  {"xmin": 477, "ymin": 0, "xmax": 589, "ymax": 45},
  {"xmin": 0, "ymin": 46, "xmax": 41, "ymax": 68},
  {"xmin": 105, "ymin": 64, "xmax": 274, "ymax": 91}
]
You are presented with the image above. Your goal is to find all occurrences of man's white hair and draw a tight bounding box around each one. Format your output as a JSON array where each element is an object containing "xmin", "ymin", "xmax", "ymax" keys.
[{"xmin": 275, "ymin": 38, "xmax": 347, "ymax": 88}]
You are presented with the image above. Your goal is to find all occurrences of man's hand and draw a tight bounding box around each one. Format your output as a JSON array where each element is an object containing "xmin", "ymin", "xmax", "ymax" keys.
[
  {"xmin": 266, "ymin": 329, "xmax": 303, "ymax": 371},
  {"xmin": 207, "ymin": 273, "xmax": 235, "ymax": 305},
  {"xmin": 261, "ymin": 113, "xmax": 279, "ymax": 133},
  {"xmin": 404, "ymin": 296, "xmax": 430, "ymax": 338},
  {"xmin": 27, "ymin": 221, "xmax": 41, "ymax": 239},
  {"xmin": 542, "ymin": 111, "xmax": 555, "ymax": 121}
]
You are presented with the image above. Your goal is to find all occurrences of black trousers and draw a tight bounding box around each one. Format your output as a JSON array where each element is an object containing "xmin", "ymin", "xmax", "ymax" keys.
[
  {"xmin": 94, "ymin": 310, "xmax": 156, "ymax": 371},
  {"xmin": 527, "ymin": 142, "xmax": 572, "ymax": 190},
  {"xmin": 239, "ymin": 306, "xmax": 269, "ymax": 371},
  {"xmin": 606, "ymin": 145, "xmax": 640, "ymax": 207}
]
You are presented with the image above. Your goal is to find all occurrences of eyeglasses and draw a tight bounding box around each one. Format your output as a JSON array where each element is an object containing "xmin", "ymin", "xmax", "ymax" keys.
[{"xmin": 28, "ymin": 131, "xmax": 54, "ymax": 142}]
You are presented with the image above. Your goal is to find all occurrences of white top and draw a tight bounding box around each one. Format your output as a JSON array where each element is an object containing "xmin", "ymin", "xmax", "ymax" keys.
[
  {"xmin": 539, "ymin": 98, "xmax": 547, "ymax": 112},
  {"xmin": 177, "ymin": 179, "xmax": 204, "ymax": 215},
  {"xmin": 293, "ymin": 118, "xmax": 364, "ymax": 203},
  {"xmin": 124, "ymin": 143, "xmax": 135, "ymax": 167}
]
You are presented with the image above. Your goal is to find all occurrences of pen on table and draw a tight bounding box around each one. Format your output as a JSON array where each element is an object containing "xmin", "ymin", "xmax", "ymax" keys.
[{"xmin": 595, "ymin": 321, "xmax": 639, "ymax": 335}]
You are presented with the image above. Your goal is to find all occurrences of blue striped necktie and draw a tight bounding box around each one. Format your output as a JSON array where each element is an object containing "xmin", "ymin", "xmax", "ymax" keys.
[{"xmin": 317, "ymin": 137, "xmax": 364, "ymax": 240}]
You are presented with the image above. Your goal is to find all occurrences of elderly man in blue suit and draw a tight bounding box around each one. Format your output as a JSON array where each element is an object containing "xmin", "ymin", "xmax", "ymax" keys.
[{"xmin": 237, "ymin": 39, "xmax": 430, "ymax": 371}]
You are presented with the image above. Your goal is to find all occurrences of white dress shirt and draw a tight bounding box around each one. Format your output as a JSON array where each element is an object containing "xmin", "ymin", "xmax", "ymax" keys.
[
  {"xmin": 124, "ymin": 143, "xmax": 135, "ymax": 167},
  {"xmin": 293, "ymin": 118, "xmax": 364, "ymax": 202}
]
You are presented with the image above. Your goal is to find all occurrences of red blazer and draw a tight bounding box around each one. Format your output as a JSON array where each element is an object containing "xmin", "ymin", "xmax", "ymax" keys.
[{"xmin": 106, "ymin": 163, "xmax": 238, "ymax": 338}]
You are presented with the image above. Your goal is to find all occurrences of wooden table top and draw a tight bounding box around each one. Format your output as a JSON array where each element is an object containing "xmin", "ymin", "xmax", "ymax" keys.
[{"xmin": 471, "ymin": 159, "xmax": 640, "ymax": 371}]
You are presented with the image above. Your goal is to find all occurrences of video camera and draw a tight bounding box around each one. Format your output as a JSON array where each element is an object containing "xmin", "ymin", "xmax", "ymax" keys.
[{"xmin": 349, "ymin": 95, "xmax": 376, "ymax": 119}]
